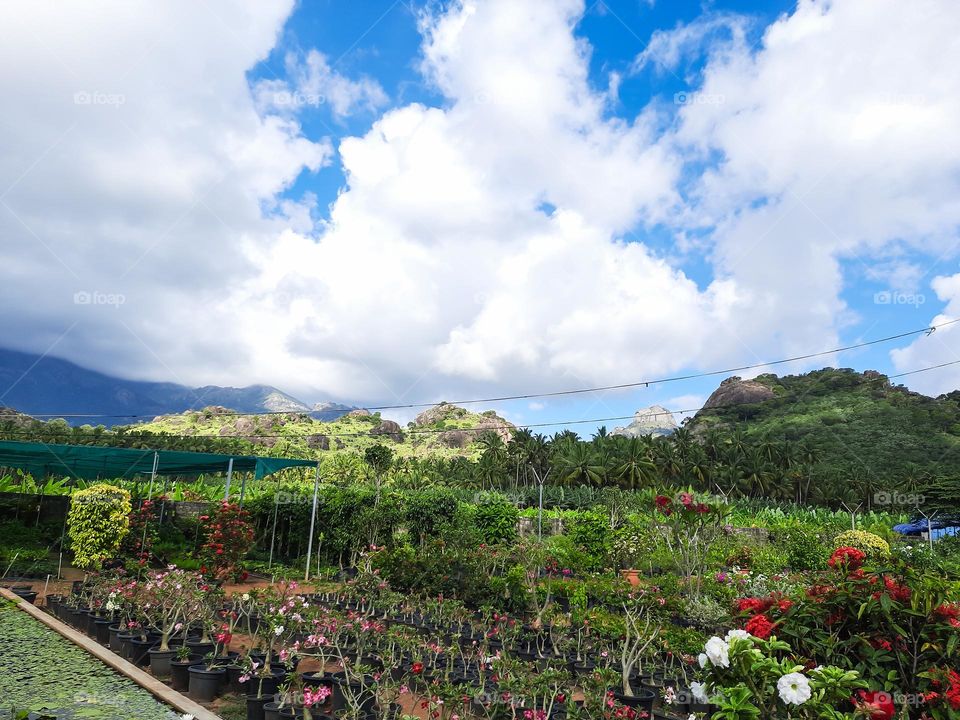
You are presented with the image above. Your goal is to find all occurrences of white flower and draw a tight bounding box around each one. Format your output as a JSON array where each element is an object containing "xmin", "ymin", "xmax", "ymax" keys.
[
  {"xmin": 777, "ymin": 673, "xmax": 811, "ymax": 705},
  {"xmin": 725, "ymin": 629, "xmax": 750, "ymax": 642},
  {"xmin": 704, "ymin": 637, "xmax": 730, "ymax": 668},
  {"xmin": 273, "ymin": 625, "xmax": 284, "ymax": 636},
  {"xmin": 242, "ymin": 593, "xmax": 250, "ymax": 601},
  {"xmin": 697, "ymin": 653, "xmax": 708, "ymax": 668},
  {"xmin": 690, "ymin": 681, "xmax": 709, "ymax": 704}
]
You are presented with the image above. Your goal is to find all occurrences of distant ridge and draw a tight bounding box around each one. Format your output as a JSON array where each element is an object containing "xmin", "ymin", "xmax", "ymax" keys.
[{"xmin": 0, "ymin": 347, "xmax": 356, "ymax": 426}]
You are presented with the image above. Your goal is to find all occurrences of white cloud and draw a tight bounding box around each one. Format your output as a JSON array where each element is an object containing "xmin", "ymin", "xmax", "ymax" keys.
[
  {"xmin": 3, "ymin": 0, "xmax": 960, "ymax": 409},
  {"xmin": 889, "ymin": 275, "xmax": 960, "ymax": 394},
  {"xmin": 662, "ymin": 0, "xmax": 960, "ymax": 388},
  {"xmin": 254, "ymin": 49, "xmax": 388, "ymax": 119},
  {"xmin": 633, "ymin": 14, "xmax": 749, "ymax": 74}
]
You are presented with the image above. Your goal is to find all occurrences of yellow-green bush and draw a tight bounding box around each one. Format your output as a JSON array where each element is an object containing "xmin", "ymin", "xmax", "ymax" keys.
[
  {"xmin": 833, "ymin": 529, "xmax": 890, "ymax": 561},
  {"xmin": 66, "ymin": 483, "xmax": 131, "ymax": 569}
]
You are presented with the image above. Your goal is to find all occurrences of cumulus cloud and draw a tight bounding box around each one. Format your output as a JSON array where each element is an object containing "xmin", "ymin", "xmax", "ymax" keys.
[
  {"xmin": 3, "ymin": 0, "xmax": 960, "ymax": 408},
  {"xmin": 0, "ymin": 0, "xmax": 331, "ymax": 384}
]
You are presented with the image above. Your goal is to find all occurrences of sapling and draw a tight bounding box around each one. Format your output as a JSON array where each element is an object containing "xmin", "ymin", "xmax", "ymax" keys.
[{"xmin": 619, "ymin": 598, "xmax": 660, "ymax": 696}]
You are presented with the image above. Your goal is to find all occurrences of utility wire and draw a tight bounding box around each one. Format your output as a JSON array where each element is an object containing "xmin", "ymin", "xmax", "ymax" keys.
[{"xmin": 19, "ymin": 317, "xmax": 960, "ymax": 420}]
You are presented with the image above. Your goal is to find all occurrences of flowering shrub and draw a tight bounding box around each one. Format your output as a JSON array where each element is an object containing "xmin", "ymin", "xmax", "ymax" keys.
[
  {"xmin": 694, "ymin": 631, "xmax": 864, "ymax": 719},
  {"xmin": 67, "ymin": 484, "xmax": 132, "ymax": 569},
  {"xmin": 120, "ymin": 496, "xmax": 161, "ymax": 564},
  {"xmin": 654, "ymin": 490, "xmax": 729, "ymax": 599},
  {"xmin": 199, "ymin": 501, "xmax": 254, "ymax": 581},
  {"xmin": 832, "ymin": 530, "xmax": 890, "ymax": 562},
  {"xmin": 774, "ymin": 559, "xmax": 960, "ymax": 716}
]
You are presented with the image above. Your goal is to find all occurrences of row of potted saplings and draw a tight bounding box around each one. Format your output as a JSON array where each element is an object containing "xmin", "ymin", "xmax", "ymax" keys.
[{"xmin": 44, "ymin": 568, "xmax": 708, "ymax": 720}]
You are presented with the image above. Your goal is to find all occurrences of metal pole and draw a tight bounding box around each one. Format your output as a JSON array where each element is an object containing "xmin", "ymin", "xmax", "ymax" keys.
[
  {"xmin": 267, "ymin": 473, "xmax": 281, "ymax": 570},
  {"xmin": 538, "ymin": 478, "xmax": 544, "ymax": 540},
  {"xmin": 224, "ymin": 458, "xmax": 234, "ymax": 501},
  {"xmin": 140, "ymin": 452, "xmax": 159, "ymax": 555},
  {"xmin": 304, "ymin": 462, "xmax": 321, "ymax": 582}
]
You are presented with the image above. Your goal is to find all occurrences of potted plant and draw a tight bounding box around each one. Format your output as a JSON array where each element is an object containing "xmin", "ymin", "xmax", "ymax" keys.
[{"xmin": 144, "ymin": 567, "xmax": 192, "ymax": 676}]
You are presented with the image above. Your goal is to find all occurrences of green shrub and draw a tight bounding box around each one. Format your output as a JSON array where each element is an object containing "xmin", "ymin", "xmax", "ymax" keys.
[
  {"xmin": 67, "ymin": 484, "xmax": 131, "ymax": 569},
  {"xmin": 567, "ymin": 507, "xmax": 610, "ymax": 570},
  {"xmin": 833, "ymin": 529, "xmax": 890, "ymax": 561},
  {"xmin": 473, "ymin": 495, "xmax": 519, "ymax": 545},
  {"xmin": 773, "ymin": 522, "xmax": 826, "ymax": 570}
]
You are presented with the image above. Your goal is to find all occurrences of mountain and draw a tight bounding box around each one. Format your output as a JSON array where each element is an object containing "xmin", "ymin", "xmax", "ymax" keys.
[
  {"xmin": 688, "ymin": 368, "xmax": 960, "ymax": 482},
  {"xmin": 0, "ymin": 347, "xmax": 355, "ymax": 426},
  {"xmin": 611, "ymin": 405, "xmax": 678, "ymax": 437}
]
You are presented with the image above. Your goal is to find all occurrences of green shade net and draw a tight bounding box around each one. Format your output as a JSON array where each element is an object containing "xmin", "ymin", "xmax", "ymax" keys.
[{"xmin": 0, "ymin": 440, "xmax": 317, "ymax": 481}]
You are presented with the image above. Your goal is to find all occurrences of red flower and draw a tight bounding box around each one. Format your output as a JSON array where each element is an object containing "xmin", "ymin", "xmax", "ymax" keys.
[
  {"xmin": 828, "ymin": 546, "xmax": 865, "ymax": 571},
  {"xmin": 745, "ymin": 613, "xmax": 775, "ymax": 639},
  {"xmin": 411, "ymin": 662, "xmax": 424, "ymax": 674},
  {"xmin": 855, "ymin": 691, "xmax": 895, "ymax": 720}
]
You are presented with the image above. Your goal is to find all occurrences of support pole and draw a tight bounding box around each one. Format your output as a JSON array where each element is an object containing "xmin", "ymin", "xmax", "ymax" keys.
[
  {"xmin": 304, "ymin": 462, "xmax": 321, "ymax": 582},
  {"xmin": 223, "ymin": 458, "xmax": 234, "ymax": 501},
  {"xmin": 267, "ymin": 472, "xmax": 282, "ymax": 570},
  {"xmin": 140, "ymin": 452, "xmax": 159, "ymax": 555}
]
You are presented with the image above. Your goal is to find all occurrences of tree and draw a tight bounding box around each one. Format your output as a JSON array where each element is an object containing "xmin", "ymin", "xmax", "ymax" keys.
[
  {"xmin": 364, "ymin": 443, "xmax": 394, "ymax": 503},
  {"xmin": 67, "ymin": 483, "xmax": 131, "ymax": 570}
]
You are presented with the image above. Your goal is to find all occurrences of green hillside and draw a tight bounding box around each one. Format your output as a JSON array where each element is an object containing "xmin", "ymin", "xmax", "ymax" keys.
[
  {"xmin": 123, "ymin": 402, "xmax": 514, "ymax": 460},
  {"xmin": 690, "ymin": 368, "xmax": 960, "ymax": 485}
]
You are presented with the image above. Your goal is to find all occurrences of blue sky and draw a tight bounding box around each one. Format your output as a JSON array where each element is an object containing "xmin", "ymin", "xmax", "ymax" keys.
[{"xmin": 2, "ymin": 0, "xmax": 959, "ymax": 434}]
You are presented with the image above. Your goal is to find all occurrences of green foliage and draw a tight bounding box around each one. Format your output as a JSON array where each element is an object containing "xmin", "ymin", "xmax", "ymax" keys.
[
  {"xmin": 473, "ymin": 494, "xmax": 519, "ymax": 544},
  {"xmin": 773, "ymin": 521, "xmax": 827, "ymax": 571},
  {"xmin": 66, "ymin": 483, "xmax": 131, "ymax": 569},
  {"xmin": 404, "ymin": 487, "xmax": 459, "ymax": 543},
  {"xmin": 566, "ymin": 507, "xmax": 610, "ymax": 570}
]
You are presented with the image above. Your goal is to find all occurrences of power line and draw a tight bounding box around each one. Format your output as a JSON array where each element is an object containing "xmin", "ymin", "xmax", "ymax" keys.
[
  {"xmin": 3, "ymin": 357, "xmax": 959, "ymax": 443},
  {"xmin": 19, "ymin": 317, "xmax": 960, "ymax": 420}
]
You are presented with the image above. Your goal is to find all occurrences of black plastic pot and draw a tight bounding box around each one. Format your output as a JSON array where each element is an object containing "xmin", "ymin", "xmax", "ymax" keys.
[
  {"xmin": 612, "ymin": 689, "xmax": 656, "ymax": 714},
  {"xmin": 186, "ymin": 639, "xmax": 216, "ymax": 657},
  {"xmin": 149, "ymin": 646, "xmax": 178, "ymax": 677},
  {"xmin": 117, "ymin": 631, "xmax": 137, "ymax": 659},
  {"xmin": 108, "ymin": 624, "xmax": 124, "ymax": 652},
  {"xmin": 246, "ymin": 694, "xmax": 271, "ymax": 720},
  {"xmin": 94, "ymin": 617, "xmax": 113, "ymax": 645},
  {"xmin": 170, "ymin": 656, "xmax": 201, "ymax": 691},
  {"xmin": 188, "ymin": 665, "xmax": 226, "ymax": 702},
  {"xmin": 129, "ymin": 637, "xmax": 155, "ymax": 667},
  {"xmin": 244, "ymin": 670, "xmax": 286, "ymax": 698},
  {"xmin": 12, "ymin": 588, "xmax": 38, "ymax": 605}
]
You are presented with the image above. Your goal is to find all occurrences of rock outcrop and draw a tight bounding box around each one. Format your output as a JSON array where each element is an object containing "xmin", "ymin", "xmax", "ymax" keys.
[
  {"xmin": 370, "ymin": 419, "xmax": 404, "ymax": 442},
  {"xmin": 703, "ymin": 376, "xmax": 776, "ymax": 410},
  {"xmin": 612, "ymin": 405, "xmax": 678, "ymax": 438}
]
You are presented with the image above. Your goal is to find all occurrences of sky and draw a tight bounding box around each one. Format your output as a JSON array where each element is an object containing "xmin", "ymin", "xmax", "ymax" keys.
[{"xmin": 1, "ymin": 0, "xmax": 960, "ymax": 434}]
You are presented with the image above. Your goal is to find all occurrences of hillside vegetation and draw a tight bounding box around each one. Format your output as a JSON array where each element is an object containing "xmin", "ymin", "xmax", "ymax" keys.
[{"xmin": 690, "ymin": 367, "xmax": 960, "ymax": 487}]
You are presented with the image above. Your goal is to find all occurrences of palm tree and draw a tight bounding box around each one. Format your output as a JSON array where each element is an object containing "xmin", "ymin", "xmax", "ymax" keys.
[
  {"xmin": 558, "ymin": 443, "xmax": 605, "ymax": 486},
  {"xmin": 613, "ymin": 437, "xmax": 656, "ymax": 489}
]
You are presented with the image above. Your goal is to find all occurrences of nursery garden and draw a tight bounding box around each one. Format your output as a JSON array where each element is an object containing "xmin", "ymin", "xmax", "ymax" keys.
[{"xmin": 1, "ymin": 450, "xmax": 960, "ymax": 720}]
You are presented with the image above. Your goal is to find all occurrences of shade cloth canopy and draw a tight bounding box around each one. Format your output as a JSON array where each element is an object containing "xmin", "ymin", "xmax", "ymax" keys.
[{"xmin": 0, "ymin": 440, "xmax": 317, "ymax": 481}]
